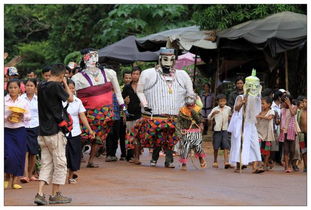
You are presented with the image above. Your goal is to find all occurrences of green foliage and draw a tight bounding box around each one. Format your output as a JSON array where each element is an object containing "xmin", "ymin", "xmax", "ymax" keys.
[
  {"xmin": 64, "ymin": 51, "xmax": 82, "ymax": 66},
  {"xmin": 97, "ymin": 4, "xmax": 193, "ymax": 45},
  {"xmin": 193, "ymin": 4, "xmax": 306, "ymax": 30},
  {"xmin": 16, "ymin": 41, "xmax": 53, "ymax": 77}
]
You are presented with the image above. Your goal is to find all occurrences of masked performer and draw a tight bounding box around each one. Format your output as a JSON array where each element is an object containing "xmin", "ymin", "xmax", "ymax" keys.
[
  {"xmin": 128, "ymin": 48, "xmax": 195, "ymax": 168},
  {"xmin": 71, "ymin": 49, "xmax": 125, "ymax": 168},
  {"xmin": 228, "ymin": 69, "xmax": 264, "ymax": 173},
  {"xmin": 175, "ymin": 93, "xmax": 207, "ymax": 169}
]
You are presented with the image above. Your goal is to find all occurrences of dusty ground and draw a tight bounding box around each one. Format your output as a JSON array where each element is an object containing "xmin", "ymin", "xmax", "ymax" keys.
[{"xmin": 4, "ymin": 140, "xmax": 307, "ymax": 206}]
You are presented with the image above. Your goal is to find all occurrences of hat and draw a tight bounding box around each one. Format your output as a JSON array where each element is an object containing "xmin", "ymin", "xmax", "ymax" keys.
[
  {"xmin": 7, "ymin": 67, "xmax": 19, "ymax": 76},
  {"xmin": 159, "ymin": 47, "xmax": 175, "ymax": 55}
]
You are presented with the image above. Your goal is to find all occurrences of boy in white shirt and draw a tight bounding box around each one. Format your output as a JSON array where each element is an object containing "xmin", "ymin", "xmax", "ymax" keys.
[{"xmin": 208, "ymin": 94, "xmax": 232, "ymax": 169}]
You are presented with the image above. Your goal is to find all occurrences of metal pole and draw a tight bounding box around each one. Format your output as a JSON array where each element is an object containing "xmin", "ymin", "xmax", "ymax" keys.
[{"xmin": 284, "ymin": 51, "xmax": 289, "ymax": 90}]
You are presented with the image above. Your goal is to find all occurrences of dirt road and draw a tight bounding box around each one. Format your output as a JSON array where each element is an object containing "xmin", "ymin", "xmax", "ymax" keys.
[{"xmin": 4, "ymin": 142, "xmax": 307, "ymax": 206}]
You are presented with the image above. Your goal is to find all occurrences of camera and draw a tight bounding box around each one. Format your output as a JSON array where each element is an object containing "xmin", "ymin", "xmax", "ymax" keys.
[{"xmin": 281, "ymin": 94, "xmax": 288, "ymax": 102}]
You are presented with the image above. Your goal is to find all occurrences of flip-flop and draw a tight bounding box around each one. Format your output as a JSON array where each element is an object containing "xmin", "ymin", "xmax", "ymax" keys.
[
  {"xmin": 4, "ymin": 181, "xmax": 9, "ymax": 189},
  {"xmin": 253, "ymin": 168, "xmax": 265, "ymax": 174},
  {"xmin": 285, "ymin": 169, "xmax": 292, "ymax": 173},
  {"xmin": 20, "ymin": 177, "xmax": 30, "ymax": 183},
  {"xmin": 72, "ymin": 174, "xmax": 78, "ymax": 179},
  {"xmin": 13, "ymin": 184, "xmax": 22, "ymax": 189},
  {"xmin": 200, "ymin": 161, "xmax": 207, "ymax": 168},
  {"xmin": 86, "ymin": 163, "xmax": 99, "ymax": 168},
  {"xmin": 212, "ymin": 162, "xmax": 219, "ymax": 168},
  {"xmin": 30, "ymin": 176, "xmax": 39, "ymax": 181},
  {"xmin": 224, "ymin": 163, "xmax": 232, "ymax": 169}
]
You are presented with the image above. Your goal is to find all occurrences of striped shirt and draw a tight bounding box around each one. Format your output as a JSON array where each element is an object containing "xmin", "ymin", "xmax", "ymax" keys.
[{"xmin": 137, "ymin": 68, "xmax": 194, "ymax": 115}]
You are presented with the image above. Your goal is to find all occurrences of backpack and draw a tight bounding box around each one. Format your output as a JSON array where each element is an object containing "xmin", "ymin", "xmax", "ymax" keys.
[{"xmin": 58, "ymin": 103, "xmax": 73, "ymax": 134}]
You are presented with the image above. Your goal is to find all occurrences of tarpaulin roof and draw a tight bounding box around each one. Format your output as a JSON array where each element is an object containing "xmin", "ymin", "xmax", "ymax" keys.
[
  {"xmin": 217, "ymin": 11, "xmax": 307, "ymax": 56},
  {"xmin": 137, "ymin": 25, "xmax": 216, "ymax": 51},
  {"xmin": 98, "ymin": 36, "xmax": 159, "ymax": 64}
]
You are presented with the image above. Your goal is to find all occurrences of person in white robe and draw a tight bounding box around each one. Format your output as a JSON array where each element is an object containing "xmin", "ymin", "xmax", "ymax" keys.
[{"xmin": 228, "ymin": 69, "xmax": 264, "ymax": 173}]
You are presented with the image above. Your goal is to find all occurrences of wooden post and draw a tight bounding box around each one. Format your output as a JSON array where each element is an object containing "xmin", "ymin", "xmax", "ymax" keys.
[
  {"xmin": 214, "ymin": 50, "xmax": 220, "ymax": 99},
  {"xmin": 284, "ymin": 51, "xmax": 289, "ymax": 90},
  {"xmin": 193, "ymin": 53, "xmax": 198, "ymax": 89}
]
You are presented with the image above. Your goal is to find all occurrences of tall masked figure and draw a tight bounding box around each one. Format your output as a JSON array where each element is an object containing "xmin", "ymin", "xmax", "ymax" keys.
[
  {"xmin": 128, "ymin": 48, "xmax": 195, "ymax": 168},
  {"xmin": 71, "ymin": 48, "xmax": 125, "ymax": 168},
  {"xmin": 228, "ymin": 69, "xmax": 262, "ymax": 171}
]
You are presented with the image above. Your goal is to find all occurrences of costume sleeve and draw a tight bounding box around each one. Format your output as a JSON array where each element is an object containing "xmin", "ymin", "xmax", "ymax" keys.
[
  {"xmin": 175, "ymin": 113, "xmax": 183, "ymax": 137},
  {"xmin": 180, "ymin": 70, "xmax": 194, "ymax": 95},
  {"xmin": 191, "ymin": 109, "xmax": 202, "ymax": 124},
  {"xmin": 107, "ymin": 69, "xmax": 125, "ymax": 106},
  {"xmin": 136, "ymin": 71, "xmax": 148, "ymax": 107}
]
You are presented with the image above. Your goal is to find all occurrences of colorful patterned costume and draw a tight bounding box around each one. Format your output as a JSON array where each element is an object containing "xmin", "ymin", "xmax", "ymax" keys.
[
  {"xmin": 72, "ymin": 68, "xmax": 124, "ymax": 144},
  {"xmin": 175, "ymin": 105, "xmax": 205, "ymax": 164},
  {"xmin": 127, "ymin": 115, "xmax": 178, "ymax": 150}
]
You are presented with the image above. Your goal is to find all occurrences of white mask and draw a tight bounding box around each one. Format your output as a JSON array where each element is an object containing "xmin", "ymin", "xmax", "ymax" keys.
[
  {"xmin": 160, "ymin": 54, "xmax": 176, "ymax": 73},
  {"xmin": 84, "ymin": 51, "xmax": 98, "ymax": 68}
]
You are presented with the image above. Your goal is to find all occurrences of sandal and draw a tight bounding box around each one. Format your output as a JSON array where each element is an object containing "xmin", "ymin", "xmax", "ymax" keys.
[
  {"xmin": 212, "ymin": 162, "xmax": 219, "ymax": 168},
  {"xmin": 30, "ymin": 176, "xmax": 39, "ymax": 181},
  {"xmin": 68, "ymin": 178, "xmax": 77, "ymax": 184},
  {"xmin": 285, "ymin": 169, "xmax": 292, "ymax": 173},
  {"xmin": 200, "ymin": 161, "xmax": 207, "ymax": 168},
  {"xmin": 4, "ymin": 181, "xmax": 9, "ymax": 189},
  {"xmin": 72, "ymin": 173, "xmax": 78, "ymax": 179},
  {"xmin": 253, "ymin": 168, "xmax": 265, "ymax": 174},
  {"xmin": 86, "ymin": 163, "xmax": 99, "ymax": 168},
  {"xmin": 134, "ymin": 160, "xmax": 141, "ymax": 165},
  {"xmin": 224, "ymin": 163, "xmax": 232, "ymax": 169},
  {"xmin": 20, "ymin": 177, "xmax": 30, "ymax": 183},
  {"xmin": 13, "ymin": 184, "xmax": 22, "ymax": 189}
]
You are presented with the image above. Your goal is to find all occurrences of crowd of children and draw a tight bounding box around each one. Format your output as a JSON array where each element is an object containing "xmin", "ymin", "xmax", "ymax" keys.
[{"xmin": 4, "ymin": 62, "xmax": 307, "ymax": 205}]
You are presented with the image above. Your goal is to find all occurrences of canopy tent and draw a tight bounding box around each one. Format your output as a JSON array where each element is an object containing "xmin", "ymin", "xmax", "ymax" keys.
[
  {"xmin": 137, "ymin": 25, "xmax": 217, "ymax": 51},
  {"xmin": 98, "ymin": 36, "xmax": 159, "ymax": 64},
  {"xmin": 217, "ymin": 11, "xmax": 307, "ymax": 57},
  {"xmin": 175, "ymin": 52, "xmax": 202, "ymax": 69},
  {"xmin": 211, "ymin": 11, "xmax": 307, "ymax": 96}
]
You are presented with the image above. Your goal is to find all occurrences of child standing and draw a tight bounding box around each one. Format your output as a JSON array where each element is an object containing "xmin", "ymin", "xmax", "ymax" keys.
[
  {"xmin": 279, "ymin": 94, "xmax": 300, "ymax": 173},
  {"xmin": 175, "ymin": 93, "xmax": 207, "ymax": 169},
  {"xmin": 20, "ymin": 79, "xmax": 40, "ymax": 183},
  {"xmin": 208, "ymin": 94, "xmax": 232, "ymax": 169},
  {"xmin": 256, "ymin": 97, "xmax": 275, "ymax": 171},
  {"xmin": 297, "ymin": 96, "xmax": 307, "ymax": 172},
  {"xmin": 64, "ymin": 79, "xmax": 95, "ymax": 184},
  {"xmin": 4, "ymin": 79, "xmax": 31, "ymax": 189}
]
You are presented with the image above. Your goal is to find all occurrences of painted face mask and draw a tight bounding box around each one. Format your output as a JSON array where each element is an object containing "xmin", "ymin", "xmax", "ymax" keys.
[
  {"xmin": 159, "ymin": 48, "xmax": 175, "ymax": 74},
  {"xmin": 243, "ymin": 69, "xmax": 262, "ymax": 96},
  {"xmin": 185, "ymin": 94, "xmax": 197, "ymax": 106},
  {"xmin": 84, "ymin": 51, "xmax": 98, "ymax": 68}
]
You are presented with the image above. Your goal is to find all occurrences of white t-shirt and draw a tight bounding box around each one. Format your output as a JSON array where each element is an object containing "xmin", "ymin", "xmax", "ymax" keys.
[
  {"xmin": 63, "ymin": 95, "xmax": 86, "ymax": 137},
  {"xmin": 21, "ymin": 93, "xmax": 39, "ymax": 128},
  {"xmin": 208, "ymin": 105, "xmax": 231, "ymax": 131}
]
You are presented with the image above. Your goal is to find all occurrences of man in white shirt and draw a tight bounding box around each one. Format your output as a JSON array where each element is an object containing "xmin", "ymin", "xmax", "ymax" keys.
[{"xmin": 208, "ymin": 94, "xmax": 231, "ymax": 169}]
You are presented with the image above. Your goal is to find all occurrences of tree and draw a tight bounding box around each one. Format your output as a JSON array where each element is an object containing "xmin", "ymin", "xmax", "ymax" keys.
[
  {"xmin": 193, "ymin": 4, "xmax": 306, "ymax": 30},
  {"xmin": 97, "ymin": 4, "xmax": 194, "ymax": 45}
]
